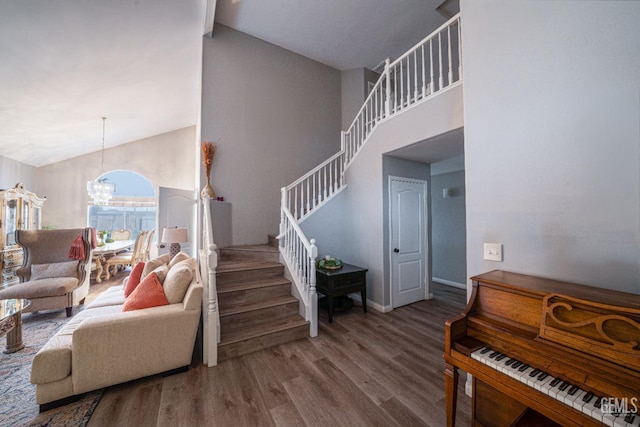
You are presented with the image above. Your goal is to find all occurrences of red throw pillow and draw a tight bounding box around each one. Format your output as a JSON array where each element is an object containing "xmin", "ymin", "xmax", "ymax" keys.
[
  {"xmin": 124, "ymin": 262, "xmax": 146, "ymax": 297},
  {"xmin": 122, "ymin": 272, "xmax": 169, "ymax": 312}
]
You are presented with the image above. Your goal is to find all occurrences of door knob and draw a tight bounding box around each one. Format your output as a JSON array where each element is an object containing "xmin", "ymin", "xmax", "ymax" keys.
[{"xmin": 393, "ymin": 248, "xmax": 399, "ymax": 253}]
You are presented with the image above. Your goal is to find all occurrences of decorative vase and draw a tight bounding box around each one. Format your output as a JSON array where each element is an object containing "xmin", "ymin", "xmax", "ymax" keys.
[{"xmin": 201, "ymin": 179, "xmax": 215, "ymax": 198}]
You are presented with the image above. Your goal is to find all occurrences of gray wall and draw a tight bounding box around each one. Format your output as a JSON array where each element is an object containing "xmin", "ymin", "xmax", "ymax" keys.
[
  {"xmin": 431, "ymin": 170, "xmax": 466, "ymax": 285},
  {"xmin": 341, "ymin": 68, "xmax": 381, "ymax": 131},
  {"xmin": 202, "ymin": 25, "xmax": 342, "ymax": 246},
  {"xmin": 0, "ymin": 156, "xmax": 36, "ymax": 190},
  {"xmin": 36, "ymin": 126, "xmax": 196, "ymax": 229},
  {"xmin": 462, "ymin": 0, "xmax": 640, "ymax": 294}
]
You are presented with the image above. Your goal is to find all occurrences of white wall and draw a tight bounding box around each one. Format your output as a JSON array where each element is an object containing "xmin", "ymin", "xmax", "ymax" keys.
[
  {"xmin": 0, "ymin": 156, "xmax": 36, "ymax": 190},
  {"xmin": 201, "ymin": 25, "xmax": 342, "ymax": 245},
  {"xmin": 462, "ymin": 1, "xmax": 640, "ymax": 294},
  {"xmin": 35, "ymin": 126, "xmax": 196, "ymax": 229}
]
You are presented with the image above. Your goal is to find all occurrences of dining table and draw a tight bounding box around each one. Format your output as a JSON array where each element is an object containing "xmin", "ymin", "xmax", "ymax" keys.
[{"xmin": 92, "ymin": 240, "xmax": 134, "ymax": 283}]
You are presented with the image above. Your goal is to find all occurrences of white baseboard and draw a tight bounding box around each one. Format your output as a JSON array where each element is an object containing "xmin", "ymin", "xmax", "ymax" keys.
[
  {"xmin": 349, "ymin": 293, "xmax": 393, "ymax": 313},
  {"xmin": 432, "ymin": 277, "xmax": 466, "ymax": 290}
]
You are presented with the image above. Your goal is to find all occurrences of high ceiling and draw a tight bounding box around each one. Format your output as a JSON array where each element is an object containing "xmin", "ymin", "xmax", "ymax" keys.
[{"xmin": 0, "ymin": 0, "xmax": 457, "ymax": 167}]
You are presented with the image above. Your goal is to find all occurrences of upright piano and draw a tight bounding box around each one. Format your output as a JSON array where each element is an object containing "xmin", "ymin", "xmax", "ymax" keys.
[{"xmin": 444, "ymin": 270, "xmax": 640, "ymax": 427}]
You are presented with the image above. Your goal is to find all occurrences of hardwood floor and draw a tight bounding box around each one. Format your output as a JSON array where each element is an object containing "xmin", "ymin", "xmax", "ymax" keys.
[{"xmin": 87, "ymin": 280, "xmax": 471, "ymax": 426}]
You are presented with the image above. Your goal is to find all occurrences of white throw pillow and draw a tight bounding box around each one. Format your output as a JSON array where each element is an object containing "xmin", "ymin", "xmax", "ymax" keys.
[
  {"xmin": 163, "ymin": 258, "xmax": 195, "ymax": 304},
  {"xmin": 31, "ymin": 261, "xmax": 78, "ymax": 280},
  {"xmin": 141, "ymin": 253, "xmax": 171, "ymax": 278},
  {"xmin": 168, "ymin": 251, "xmax": 190, "ymax": 269}
]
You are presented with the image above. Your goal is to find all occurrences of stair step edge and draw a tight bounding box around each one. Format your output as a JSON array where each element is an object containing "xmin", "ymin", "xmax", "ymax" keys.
[
  {"xmin": 220, "ymin": 316, "xmax": 309, "ymax": 345},
  {"xmin": 221, "ymin": 245, "xmax": 278, "ymax": 253},
  {"xmin": 216, "ymin": 261, "xmax": 283, "ymax": 273},
  {"xmin": 217, "ymin": 277, "xmax": 290, "ymax": 294},
  {"xmin": 219, "ymin": 295, "xmax": 298, "ymax": 316}
]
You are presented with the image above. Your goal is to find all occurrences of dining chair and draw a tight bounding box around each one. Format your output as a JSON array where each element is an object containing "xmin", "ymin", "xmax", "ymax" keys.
[
  {"xmin": 142, "ymin": 229, "xmax": 155, "ymax": 261},
  {"xmin": 111, "ymin": 228, "xmax": 132, "ymax": 241},
  {"xmin": 103, "ymin": 230, "xmax": 147, "ymax": 280}
]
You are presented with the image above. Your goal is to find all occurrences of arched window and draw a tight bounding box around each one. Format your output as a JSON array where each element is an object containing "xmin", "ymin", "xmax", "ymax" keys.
[{"xmin": 87, "ymin": 170, "xmax": 156, "ymax": 240}]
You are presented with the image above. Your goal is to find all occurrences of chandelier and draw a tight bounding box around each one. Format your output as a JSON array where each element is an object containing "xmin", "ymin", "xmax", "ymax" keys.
[{"xmin": 87, "ymin": 117, "xmax": 115, "ymax": 206}]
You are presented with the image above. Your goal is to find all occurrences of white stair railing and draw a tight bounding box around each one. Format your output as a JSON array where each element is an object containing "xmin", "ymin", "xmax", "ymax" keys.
[
  {"xmin": 278, "ymin": 201, "xmax": 318, "ymax": 337},
  {"xmin": 200, "ymin": 193, "xmax": 219, "ymax": 366},
  {"xmin": 278, "ymin": 13, "xmax": 461, "ymax": 337}
]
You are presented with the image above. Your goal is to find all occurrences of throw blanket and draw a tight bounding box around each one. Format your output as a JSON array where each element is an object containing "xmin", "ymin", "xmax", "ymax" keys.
[{"xmin": 68, "ymin": 228, "xmax": 97, "ymax": 260}]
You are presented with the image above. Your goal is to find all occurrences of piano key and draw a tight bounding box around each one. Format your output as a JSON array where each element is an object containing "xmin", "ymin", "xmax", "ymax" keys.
[
  {"xmin": 471, "ymin": 347, "xmax": 487, "ymax": 361},
  {"xmin": 569, "ymin": 389, "xmax": 589, "ymax": 410},
  {"xmin": 536, "ymin": 375, "xmax": 558, "ymax": 396},
  {"xmin": 556, "ymin": 382, "xmax": 576, "ymax": 403},
  {"xmin": 602, "ymin": 412, "xmax": 617, "ymax": 427},
  {"xmin": 533, "ymin": 373, "xmax": 555, "ymax": 392},
  {"xmin": 581, "ymin": 396, "xmax": 604, "ymax": 423},
  {"xmin": 546, "ymin": 378, "xmax": 566, "ymax": 399},
  {"xmin": 613, "ymin": 413, "xmax": 628, "ymax": 427},
  {"xmin": 627, "ymin": 413, "xmax": 640, "ymax": 427}
]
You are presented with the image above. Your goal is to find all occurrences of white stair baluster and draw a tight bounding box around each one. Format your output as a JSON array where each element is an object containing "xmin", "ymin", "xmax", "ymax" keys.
[
  {"xmin": 447, "ymin": 25, "xmax": 453, "ymax": 86},
  {"xmin": 421, "ymin": 44, "xmax": 426, "ymax": 98},
  {"xmin": 438, "ymin": 32, "xmax": 443, "ymax": 90},
  {"xmin": 429, "ymin": 39, "xmax": 434, "ymax": 95}
]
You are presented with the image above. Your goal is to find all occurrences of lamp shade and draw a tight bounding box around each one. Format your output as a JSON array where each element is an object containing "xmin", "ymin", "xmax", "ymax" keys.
[
  {"xmin": 162, "ymin": 227, "xmax": 188, "ymax": 259},
  {"xmin": 162, "ymin": 227, "xmax": 188, "ymax": 244}
]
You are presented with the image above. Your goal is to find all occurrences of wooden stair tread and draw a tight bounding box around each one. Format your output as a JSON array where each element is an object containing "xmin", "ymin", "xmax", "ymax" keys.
[
  {"xmin": 217, "ymin": 277, "xmax": 290, "ymax": 294},
  {"xmin": 219, "ymin": 295, "xmax": 298, "ymax": 317},
  {"xmin": 221, "ymin": 245, "xmax": 278, "ymax": 253},
  {"xmin": 220, "ymin": 315, "xmax": 309, "ymax": 346},
  {"xmin": 216, "ymin": 261, "xmax": 282, "ymax": 273}
]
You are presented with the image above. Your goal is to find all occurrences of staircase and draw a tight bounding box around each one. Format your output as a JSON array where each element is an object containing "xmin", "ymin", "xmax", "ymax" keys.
[{"xmin": 215, "ymin": 237, "xmax": 309, "ymax": 361}]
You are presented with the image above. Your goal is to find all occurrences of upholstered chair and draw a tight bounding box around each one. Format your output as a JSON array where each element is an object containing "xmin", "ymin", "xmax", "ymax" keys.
[{"xmin": 0, "ymin": 228, "xmax": 93, "ymax": 317}]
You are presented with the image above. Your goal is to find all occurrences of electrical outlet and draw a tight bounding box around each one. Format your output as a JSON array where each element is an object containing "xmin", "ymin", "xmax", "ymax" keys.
[{"xmin": 484, "ymin": 243, "xmax": 503, "ymax": 262}]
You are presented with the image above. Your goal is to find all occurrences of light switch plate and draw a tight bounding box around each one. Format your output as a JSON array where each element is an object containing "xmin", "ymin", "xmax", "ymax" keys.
[{"xmin": 484, "ymin": 243, "xmax": 503, "ymax": 262}]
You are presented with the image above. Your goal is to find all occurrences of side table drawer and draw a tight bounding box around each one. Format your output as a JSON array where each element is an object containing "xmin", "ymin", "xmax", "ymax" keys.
[{"xmin": 330, "ymin": 273, "xmax": 364, "ymax": 290}]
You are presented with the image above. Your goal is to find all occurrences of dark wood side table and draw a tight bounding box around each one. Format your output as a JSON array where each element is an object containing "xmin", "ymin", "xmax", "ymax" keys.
[{"xmin": 316, "ymin": 263, "xmax": 368, "ymax": 323}]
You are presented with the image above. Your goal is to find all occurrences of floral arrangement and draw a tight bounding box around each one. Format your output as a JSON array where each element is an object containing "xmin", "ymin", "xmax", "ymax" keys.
[{"xmin": 201, "ymin": 141, "xmax": 217, "ymax": 179}]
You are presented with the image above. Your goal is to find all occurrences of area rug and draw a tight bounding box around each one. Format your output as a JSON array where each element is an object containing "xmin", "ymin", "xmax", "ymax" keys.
[{"xmin": 0, "ymin": 310, "xmax": 102, "ymax": 427}]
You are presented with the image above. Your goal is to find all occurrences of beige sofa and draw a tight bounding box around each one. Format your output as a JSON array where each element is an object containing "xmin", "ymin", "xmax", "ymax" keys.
[{"xmin": 30, "ymin": 252, "xmax": 203, "ymax": 409}]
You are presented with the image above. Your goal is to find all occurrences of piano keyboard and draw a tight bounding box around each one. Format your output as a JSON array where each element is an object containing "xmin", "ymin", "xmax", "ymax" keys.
[{"xmin": 471, "ymin": 347, "xmax": 640, "ymax": 427}]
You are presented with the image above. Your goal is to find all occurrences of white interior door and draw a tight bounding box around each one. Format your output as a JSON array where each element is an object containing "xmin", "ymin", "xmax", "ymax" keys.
[
  {"xmin": 158, "ymin": 187, "xmax": 196, "ymax": 257},
  {"xmin": 390, "ymin": 176, "xmax": 428, "ymax": 308}
]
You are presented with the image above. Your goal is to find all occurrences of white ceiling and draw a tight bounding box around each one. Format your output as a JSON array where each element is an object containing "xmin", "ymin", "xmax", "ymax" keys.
[{"xmin": 0, "ymin": 0, "xmax": 457, "ymax": 167}]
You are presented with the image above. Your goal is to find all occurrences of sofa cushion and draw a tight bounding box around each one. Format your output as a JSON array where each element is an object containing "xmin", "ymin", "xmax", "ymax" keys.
[
  {"xmin": 124, "ymin": 262, "xmax": 145, "ymax": 297},
  {"xmin": 0, "ymin": 277, "xmax": 79, "ymax": 299},
  {"xmin": 141, "ymin": 253, "xmax": 171, "ymax": 278},
  {"xmin": 168, "ymin": 251, "xmax": 190, "ymax": 269},
  {"xmin": 151, "ymin": 264, "xmax": 169, "ymax": 284},
  {"xmin": 31, "ymin": 261, "xmax": 78, "ymax": 280},
  {"xmin": 163, "ymin": 258, "xmax": 195, "ymax": 304},
  {"xmin": 122, "ymin": 273, "xmax": 169, "ymax": 312}
]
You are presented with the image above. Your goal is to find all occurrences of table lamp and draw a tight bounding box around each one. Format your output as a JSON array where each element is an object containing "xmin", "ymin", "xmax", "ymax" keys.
[{"xmin": 161, "ymin": 227, "xmax": 188, "ymax": 259}]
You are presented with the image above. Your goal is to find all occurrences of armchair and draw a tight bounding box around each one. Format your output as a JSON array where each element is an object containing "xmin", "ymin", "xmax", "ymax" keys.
[{"xmin": 0, "ymin": 228, "xmax": 93, "ymax": 317}]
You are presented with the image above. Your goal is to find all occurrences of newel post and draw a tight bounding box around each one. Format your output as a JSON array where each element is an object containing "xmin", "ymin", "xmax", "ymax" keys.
[
  {"xmin": 309, "ymin": 238, "xmax": 318, "ymax": 337},
  {"xmin": 279, "ymin": 187, "xmax": 286, "ymax": 248},
  {"xmin": 384, "ymin": 58, "xmax": 391, "ymax": 118}
]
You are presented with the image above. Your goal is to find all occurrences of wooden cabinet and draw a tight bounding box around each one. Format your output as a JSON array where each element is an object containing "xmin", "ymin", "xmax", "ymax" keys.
[
  {"xmin": 315, "ymin": 263, "xmax": 368, "ymax": 323},
  {"xmin": 0, "ymin": 184, "xmax": 46, "ymax": 288}
]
